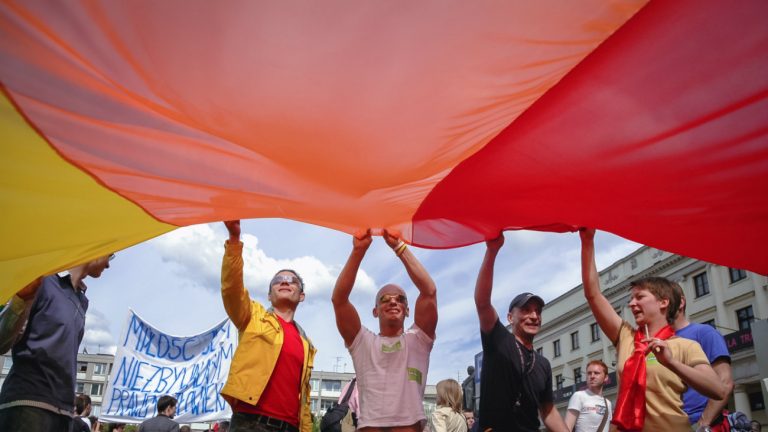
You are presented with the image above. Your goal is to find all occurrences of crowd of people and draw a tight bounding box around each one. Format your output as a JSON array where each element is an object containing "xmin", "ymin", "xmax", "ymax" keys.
[{"xmin": 0, "ymin": 222, "xmax": 763, "ymax": 432}]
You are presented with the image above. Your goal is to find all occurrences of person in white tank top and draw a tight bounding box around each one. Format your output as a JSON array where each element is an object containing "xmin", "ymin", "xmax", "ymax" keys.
[{"xmin": 332, "ymin": 229, "xmax": 438, "ymax": 432}]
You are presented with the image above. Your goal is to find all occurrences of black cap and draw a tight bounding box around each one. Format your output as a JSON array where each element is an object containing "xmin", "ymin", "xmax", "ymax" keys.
[{"xmin": 508, "ymin": 292, "xmax": 545, "ymax": 312}]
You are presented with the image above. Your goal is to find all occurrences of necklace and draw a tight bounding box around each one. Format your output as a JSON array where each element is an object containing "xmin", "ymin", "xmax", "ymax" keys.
[{"xmin": 515, "ymin": 339, "xmax": 536, "ymax": 375}]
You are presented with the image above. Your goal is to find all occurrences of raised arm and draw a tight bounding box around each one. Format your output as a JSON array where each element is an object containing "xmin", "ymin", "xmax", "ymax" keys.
[
  {"xmin": 383, "ymin": 230, "xmax": 437, "ymax": 339},
  {"xmin": 331, "ymin": 230, "xmax": 369, "ymax": 346},
  {"xmin": 0, "ymin": 277, "xmax": 42, "ymax": 354},
  {"xmin": 221, "ymin": 220, "xmax": 253, "ymax": 330},
  {"xmin": 580, "ymin": 228, "xmax": 622, "ymax": 343},
  {"xmin": 475, "ymin": 235, "xmax": 503, "ymax": 333}
]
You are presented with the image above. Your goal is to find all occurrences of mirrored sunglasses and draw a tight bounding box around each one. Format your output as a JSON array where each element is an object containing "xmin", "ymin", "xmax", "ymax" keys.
[
  {"xmin": 271, "ymin": 274, "xmax": 301, "ymax": 286},
  {"xmin": 108, "ymin": 253, "xmax": 116, "ymax": 261},
  {"xmin": 379, "ymin": 293, "xmax": 407, "ymax": 305}
]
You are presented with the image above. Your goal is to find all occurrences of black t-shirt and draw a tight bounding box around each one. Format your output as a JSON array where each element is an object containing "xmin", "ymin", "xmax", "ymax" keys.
[
  {"xmin": 71, "ymin": 417, "xmax": 89, "ymax": 432},
  {"xmin": 479, "ymin": 319, "xmax": 553, "ymax": 432}
]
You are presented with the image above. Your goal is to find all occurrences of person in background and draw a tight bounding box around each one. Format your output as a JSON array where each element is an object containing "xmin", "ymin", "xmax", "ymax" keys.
[
  {"xmin": 671, "ymin": 284, "xmax": 734, "ymax": 432},
  {"xmin": 72, "ymin": 394, "xmax": 93, "ymax": 432},
  {"xmin": 462, "ymin": 410, "xmax": 477, "ymax": 432},
  {"xmin": 564, "ymin": 360, "xmax": 613, "ymax": 432},
  {"xmin": 580, "ymin": 228, "xmax": 727, "ymax": 431},
  {"xmin": 431, "ymin": 379, "xmax": 467, "ymax": 432},
  {"xmin": 138, "ymin": 395, "xmax": 179, "ymax": 432},
  {"xmin": 111, "ymin": 423, "xmax": 126, "ymax": 432},
  {"xmin": 337, "ymin": 378, "xmax": 359, "ymax": 431}
]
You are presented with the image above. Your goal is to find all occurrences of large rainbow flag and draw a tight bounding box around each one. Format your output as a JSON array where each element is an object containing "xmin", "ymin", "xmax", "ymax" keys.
[{"xmin": 1, "ymin": 0, "xmax": 767, "ymax": 300}]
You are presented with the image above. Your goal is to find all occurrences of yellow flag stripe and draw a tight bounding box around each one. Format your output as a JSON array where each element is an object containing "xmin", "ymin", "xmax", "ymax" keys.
[{"xmin": 0, "ymin": 89, "xmax": 176, "ymax": 302}]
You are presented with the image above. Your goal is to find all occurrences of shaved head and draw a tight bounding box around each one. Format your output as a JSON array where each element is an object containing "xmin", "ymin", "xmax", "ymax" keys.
[{"xmin": 375, "ymin": 284, "xmax": 407, "ymax": 306}]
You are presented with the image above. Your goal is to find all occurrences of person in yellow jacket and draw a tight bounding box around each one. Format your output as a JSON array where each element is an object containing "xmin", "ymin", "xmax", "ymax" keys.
[{"xmin": 220, "ymin": 220, "xmax": 316, "ymax": 432}]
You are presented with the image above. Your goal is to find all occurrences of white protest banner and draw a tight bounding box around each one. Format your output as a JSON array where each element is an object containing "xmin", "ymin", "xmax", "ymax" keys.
[{"xmin": 101, "ymin": 309, "xmax": 236, "ymax": 423}]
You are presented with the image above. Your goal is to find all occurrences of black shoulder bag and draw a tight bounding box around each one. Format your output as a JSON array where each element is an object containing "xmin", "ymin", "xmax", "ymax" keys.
[{"xmin": 320, "ymin": 378, "xmax": 357, "ymax": 432}]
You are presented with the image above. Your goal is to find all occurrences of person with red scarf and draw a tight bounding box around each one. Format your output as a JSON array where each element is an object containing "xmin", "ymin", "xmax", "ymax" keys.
[{"xmin": 579, "ymin": 228, "xmax": 728, "ymax": 431}]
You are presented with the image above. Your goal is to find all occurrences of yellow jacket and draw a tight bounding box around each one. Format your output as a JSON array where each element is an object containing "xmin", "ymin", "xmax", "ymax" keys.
[{"xmin": 220, "ymin": 241, "xmax": 316, "ymax": 432}]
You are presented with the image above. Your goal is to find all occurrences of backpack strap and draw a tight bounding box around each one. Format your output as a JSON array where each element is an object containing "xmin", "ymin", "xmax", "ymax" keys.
[{"xmin": 340, "ymin": 378, "xmax": 356, "ymax": 405}]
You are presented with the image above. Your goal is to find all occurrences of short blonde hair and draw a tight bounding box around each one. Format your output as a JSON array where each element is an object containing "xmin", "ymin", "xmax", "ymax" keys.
[{"xmin": 436, "ymin": 379, "xmax": 462, "ymax": 413}]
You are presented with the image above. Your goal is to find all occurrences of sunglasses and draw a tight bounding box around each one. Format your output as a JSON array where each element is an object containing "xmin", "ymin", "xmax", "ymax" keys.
[
  {"xmin": 108, "ymin": 253, "xmax": 116, "ymax": 262},
  {"xmin": 270, "ymin": 274, "xmax": 301, "ymax": 287},
  {"xmin": 379, "ymin": 294, "xmax": 407, "ymax": 305}
]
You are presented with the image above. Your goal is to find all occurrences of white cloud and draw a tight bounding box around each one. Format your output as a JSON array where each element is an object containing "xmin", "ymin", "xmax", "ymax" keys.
[
  {"xmin": 150, "ymin": 223, "xmax": 377, "ymax": 298},
  {"xmin": 82, "ymin": 309, "xmax": 118, "ymax": 355}
]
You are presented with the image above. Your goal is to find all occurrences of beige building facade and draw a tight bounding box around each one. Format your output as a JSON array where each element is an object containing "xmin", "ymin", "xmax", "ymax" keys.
[{"xmin": 536, "ymin": 245, "xmax": 767, "ymax": 425}]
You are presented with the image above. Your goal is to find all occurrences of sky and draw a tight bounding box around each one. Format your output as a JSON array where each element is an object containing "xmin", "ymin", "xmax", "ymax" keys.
[{"xmin": 82, "ymin": 219, "xmax": 640, "ymax": 385}]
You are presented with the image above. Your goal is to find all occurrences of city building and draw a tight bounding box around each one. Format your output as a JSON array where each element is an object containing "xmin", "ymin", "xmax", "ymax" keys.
[{"xmin": 535, "ymin": 244, "xmax": 767, "ymax": 425}]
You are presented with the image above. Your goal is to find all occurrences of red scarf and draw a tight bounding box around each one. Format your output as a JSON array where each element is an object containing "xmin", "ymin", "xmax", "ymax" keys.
[{"xmin": 612, "ymin": 324, "xmax": 675, "ymax": 431}]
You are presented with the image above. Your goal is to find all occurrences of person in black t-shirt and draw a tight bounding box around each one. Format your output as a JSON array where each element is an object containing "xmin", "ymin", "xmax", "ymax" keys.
[{"xmin": 474, "ymin": 234, "xmax": 568, "ymax": 432}]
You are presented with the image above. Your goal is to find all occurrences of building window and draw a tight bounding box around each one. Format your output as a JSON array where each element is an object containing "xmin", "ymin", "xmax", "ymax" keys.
[
  {"xmin": 90, "ymin": 383, "xmax": 103, "ymax": 396},
  {"xmin": 729, "ymin": 268, "xmax": 747, "ymax": 283},
  {"xmin": 536, "ymin": 347, "xmax": 543, "ymax": 356},
  {"xmin": 749, "ymin": 391, "xmax": 765, "ymax": 412},
  {"xmin": 321, "ymin": 380, "xmax": 341, "ymax": 392},
  {"xmin": 736, "ymin": 306, "xmax": 755, "ymax": 331},
  {"xmin": 553, "ymin": 340, "xmax": 561, "ymax": 358},
  {"xmin": 320, "ymin": 399, "xmax": 336, "ymax": 412},
  {"xmin": 573, "ymin": 367, "xmax": 582, "ymax": 384},
  {"xmin": 702, "ymin": 319, "xmax": 716, "ymax": 329},
  {"xmin": 77, "ymin": 362, "xmax": 87, "ymax": 373},
  {"xmin": 93, "ymin": 363, "xmax": 107, "ymax": 375},
  {"xmin": 555, "ymin": 374, "xmax": 565, "ymax": 390},
  {"xmin": 1, "ymin": 357, "xmax": 11, "ymax": 372},
  {"xmin": 693, "ymin": 273, "xmax": 709, "ymax": 298},
  {"xmin": 310, "ymin": 399, "xmax": 318, "ymax": 412},
  {"xmin": 570, "ymin": 331, "xmax": 579, "ymax": 350},
  {"xmin": 590, "ymin": 323, "xmax": 600, "ymax": 342},
  {"xmin": 76, "ymin": 382, "xmax": 85, "ymax": 393},
  {"xmin": 310, "ymin": 379, "xmax": 319, "ymax": 392}
]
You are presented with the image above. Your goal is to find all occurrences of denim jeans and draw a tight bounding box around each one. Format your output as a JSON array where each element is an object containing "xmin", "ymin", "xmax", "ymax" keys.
[{"xmin": 0, "ymin": 405, "xmax": 72, "ymax": 432}]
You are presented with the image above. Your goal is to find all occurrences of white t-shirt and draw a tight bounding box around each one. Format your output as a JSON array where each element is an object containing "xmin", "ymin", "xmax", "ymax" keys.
[
  {"xmin": 348, "ymin": 325, "xmax": 434, "ymax": 428},
  {"xmin": 567, "ymin": 389, "xmax": 612, "ymax": 432}
]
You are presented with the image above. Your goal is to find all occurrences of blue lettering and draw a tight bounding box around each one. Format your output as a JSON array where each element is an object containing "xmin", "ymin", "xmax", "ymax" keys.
[{"xmin": 129, "ymin": 361, "xmax": 149, "ymax": 391}]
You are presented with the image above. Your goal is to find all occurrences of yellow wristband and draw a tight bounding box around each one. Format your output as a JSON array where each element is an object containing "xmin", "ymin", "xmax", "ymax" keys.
[{"xmin": 395, "ymin": 242, "xmax": 408, "ymax": 256}]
